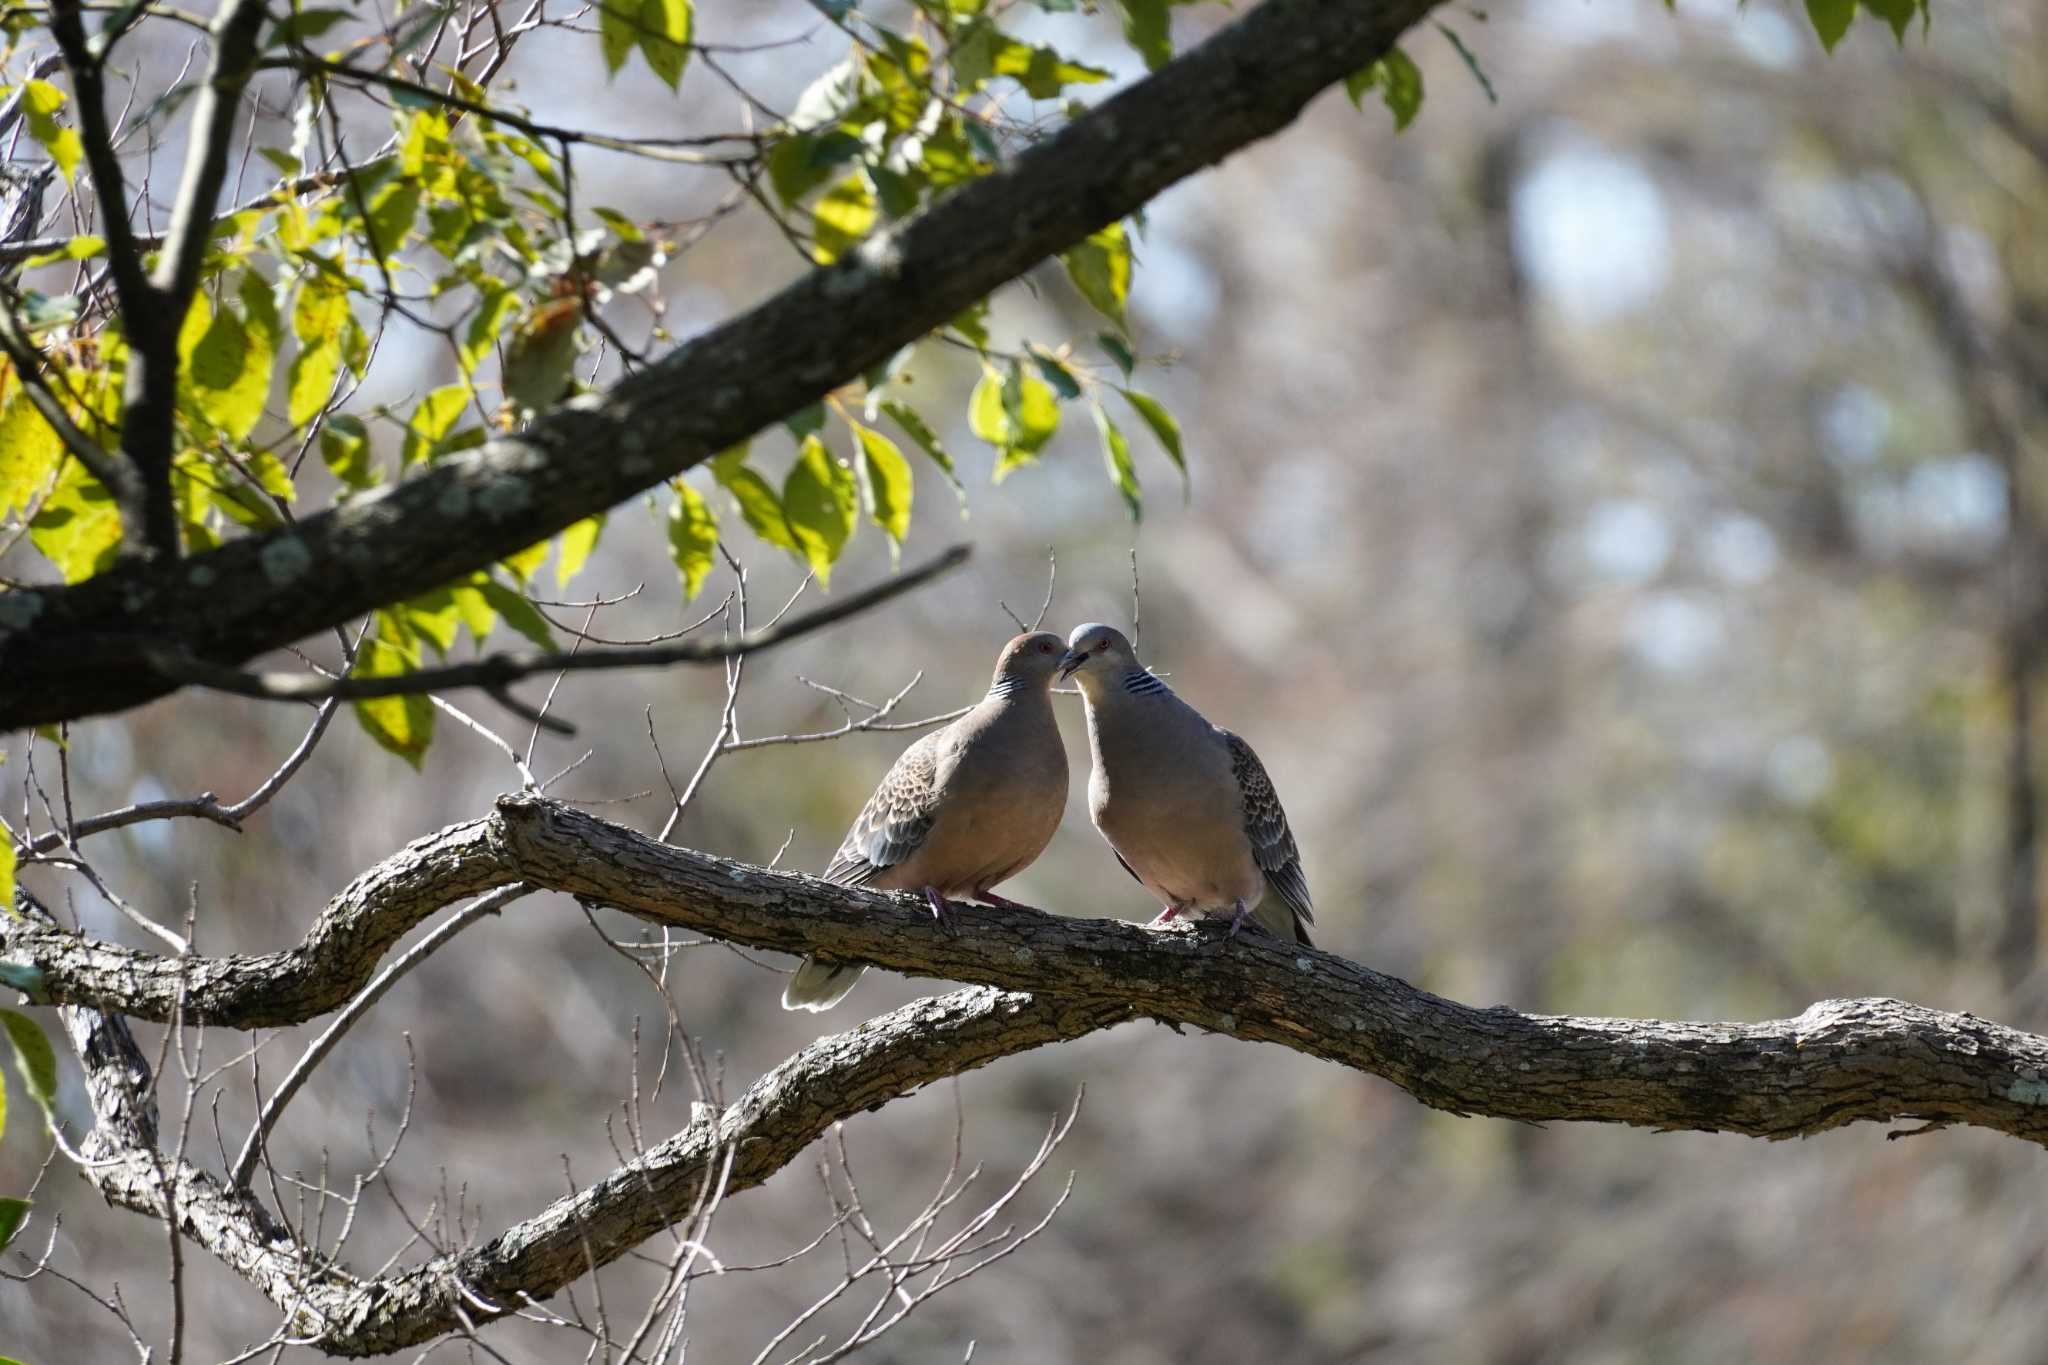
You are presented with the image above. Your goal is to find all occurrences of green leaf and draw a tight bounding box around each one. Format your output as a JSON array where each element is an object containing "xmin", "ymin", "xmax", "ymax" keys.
[
  {"xmin": 1806, "ymin": 0, "xmax": 1855, "ymax": 50},
  {"xmin": 882, "ymin": 399, "xmax": 964, "ymax": 499},
  {"xmin": 1092, "ymin": 403, "xmax": 1141, "ymax": 521},
  {"xmin": 461, "ymin": 283, "xmax": 519, "ymax": 377},
  {"xmin": 811, "ymin": 175, "xmax": 877, "ymax": 263},
  {"xmin": 476, "ymin": 578, "xmax": 554, "ymax": 648},
  {"xmin": 21, "ymin": 81, "xmax": 81, "ymax": 183},
  {"xmin": 402, "ymin": 588, "xmax": 462, "ymax": 656},
  {"xmin": 402, "ymin": 384, "xmax": 471, "ymax": 464},
  {"xmin": 270, "ymin": 7, "xmax": 351, "ymax": 45},
  {"xmin": 451, "ymin": 579, "xmax": 498, "ymax": 641},
  {"xmin": 0, "ymin": 1198, "xmax": 27, "ymax": 1253},
  {"xmin": 1111, "ymin": 0, "xmax": 1170, "ymax": 69},
  {"xmin": 1063, "ymin": 223, "xmax": 1131, "ymax": 327},
  {"xmin": 992, "ymin": 40, "xmax": 1112, "ymax": 99},
  {"xmin": 1860, "ymin": 0, "xmax": 1916, "ymax": 41},
  {"xmin": 28, "ymin": 461, "xmax": 120, "ymax": 582},
  {"xmin": 287, "ymin": 337, "xmax": 340, "ymax": 428},
  {"xmin": 767, "ymin": 128, "xmax": 865, "ymax": 208},
  {"xmin": 1032, "ymin": 349, "xmax": 1083, "ymax": 399},
  {"xmin": 1, "ymin": 1007, "xmax": 59, "ymax": 1131},
  {"xmin": 638, "ymin": 0, "xmax": 692, "ymax": 88},
  {"xmin": 292, "ymin": 272, "xmax": 349, "ymax": 344},
  {"xmin": 850, "ymin": 420, "xmax": 913, "ymax": 545},
  {"xmin": 666, "ymin": 479, "xmax": 718, "ymax": 599},
  {"xmin": 968, "ymin": 366, "xmax": 1009, "ymax": 446},
  {"xmin": 0, "ymin": 826, "xmax": 13, "ymax": 926},
  {"xmin": 365, "ymin": 178, "xmax": 422, "ymax": 256},
  {"xmin": 0, "ymin": 390, "xmax": 65, "ymax": 518},
  {"xmin": 711, "ymin": 453, "xmax": 799, "ymax": 552},
  {"xmin": 1345, "ymin": 47, "xmax": 1424, "ymax": 131},
  {"xmin": 1005, "ymin": 365, "xmax": 1060, "ymax": 453},
  {"xmin": 351, "ymin": 613, "xmax": 433, "ymax": 768},
  {"xmin": 183, "ymin": 275, "xmax": 279, "ymax": 441},
  {"xmin": 319, "ymin": 413, "xmax": 376, "ymax": 489},
  {"xmin": 20, "ymin": 235, "xmax": 103, "ymax": 269},
  {"xmin": 1116, "ymin": 386, "xmax": 1185, "ymax": 477},
  {"xmin": 501, "ymin": 298, "xmax": 582, "ymax": 414},
  {"xmin": 1099, "ymin": 331, "xmax": 1136, "ymax": 378},
  {"xmin": 500, "ymin": 537, "xmax": 551, "ymax": 586},
  {"xmin": 781, "ymin": 433, "xmax": 858, "ymax": 586},
  {"xmin": 598, "ymin": 0, "xmax": 636, "ymax": 74},
  {"xmin": 556, "ymin": 514, "xmax": 604, "ymax": 588}
]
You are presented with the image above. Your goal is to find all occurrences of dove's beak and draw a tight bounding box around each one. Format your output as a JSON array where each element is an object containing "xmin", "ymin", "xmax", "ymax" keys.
[{"xmin": 1056, "ymin": 649, "xmax": 1086, "ymax": 681}]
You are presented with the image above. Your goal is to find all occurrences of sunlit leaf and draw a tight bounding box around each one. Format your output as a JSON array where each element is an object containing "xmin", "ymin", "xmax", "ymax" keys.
[
  {"xmin": 782, "ymin": 433, "xmax": 858, "ymax": 586},
  {"xmin": 557, "ymin": 514, "xmax": 604, "ymax": 588},
  {"xmin": 811, "ymin": 175, "xmax": 877, "ymax": 263},
  {"xmin": 0, "ymin": 390, "xmax": 64, "ymax": 518},
  {"xmin": 461, "ymin": 283, "xmax": 519, "ymax": 377},
  {"xmin": 712, "ymin": 453, "xmax": 799, "ymax": 552},
  {"xmin": 21, "ymin": 81, "xmax": 81, "ymax": 183},
  {"xmin": 666, "ymin": 479, "xmax": 718, "ymax": 599},
  {"xmin": 500, "ymin": 536, "xmax": 551, "ymax": 586},
  {"xmin": 403, "ymin": 588, "xmax": 463, "ymax": 656},
  {"xmin": 598, "ymin": 0, "xmax": 637, "ymax": 73},
  {"xmin": 1093, "ymin": 403, "xmax": 1141, "ymax": 521},
  {"xmin": 850, "ymin": 420, "xmax": 913, "ymax": 546},
  {"xmin": 287, "ymin": 337, "xmax": 340, "ymax": 428},
  {"xmin": 28, "ymin": 461, "xmax": 120, "ymax": 582},
  {"xmin": 20, "ymin": 235, "xmax": 103, "ymax": 269},
  {"xmin": 1004, "ymin": 364, "xmax": 1060, "ymax": 453},
  {"xmin": 1064, "ymin": 222, "xmax": 1131, "ymax": 327},
  {"xmin": 351, "ymin": 612, "xmax": 433, "ymax": 768},
  {"xmin": 320, "ymin": 413, "xmax": 376, "ymax": 489},
  {"xmin": 638, "ymin": 0, "xmax": 692, "ymax": 88},
  {"xmin": 402, "ymin": 384, "xmax": 472, "ymax": 464},
  {"xmin": 183, "ymin": 275, "xmax": 279, "ymax": 441}
]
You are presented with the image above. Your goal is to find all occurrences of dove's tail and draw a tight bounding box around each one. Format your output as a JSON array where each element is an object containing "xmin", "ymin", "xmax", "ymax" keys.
[{"xmin": 781, "ymin": 956, "xmax": 865, "ymax": 1011}]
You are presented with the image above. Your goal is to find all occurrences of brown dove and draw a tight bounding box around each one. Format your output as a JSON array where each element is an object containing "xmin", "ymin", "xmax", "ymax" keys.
[
  {"xmin": 1057, "ymin": 623, "xmax": 1314, "ymax": 944},
  {"xmin": 782, "ymin": 631, "xmax": 1071, "ymax": 1010}
]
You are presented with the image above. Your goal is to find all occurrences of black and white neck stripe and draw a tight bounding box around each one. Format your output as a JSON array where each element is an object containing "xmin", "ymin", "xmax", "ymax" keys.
[
  {"xmin": 988, "ymin": 675, "xmax": 1029, "ymax": 699},
  {"xmin": 1120, "ymin": 668, "xmax": 1169, "ymax": 698}
]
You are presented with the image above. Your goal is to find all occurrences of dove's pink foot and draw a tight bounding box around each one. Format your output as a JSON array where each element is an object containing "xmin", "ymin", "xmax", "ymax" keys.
[
  {"xmin": 1226, "ymin": 899, "xmax": 1258, "ymax": 940},
  {"xmin": 1147, "ymin": 904, "xmax": 1186, "ymax": 927},
  {"xmin": 923, "ymin": 886, "xmax": 959, "ymax": 935}
]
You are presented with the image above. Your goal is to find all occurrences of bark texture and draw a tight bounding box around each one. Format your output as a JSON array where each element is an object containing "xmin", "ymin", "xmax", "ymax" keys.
[{"xmin": 11, "ymin": 795, "xmax": 2048, "ymax": 1148}]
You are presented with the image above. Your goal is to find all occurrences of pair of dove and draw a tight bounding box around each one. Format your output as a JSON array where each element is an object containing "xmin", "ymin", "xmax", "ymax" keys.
[{"xmin": 784, "ymin": 624, "xmax": 1314, "ymax": 1010}]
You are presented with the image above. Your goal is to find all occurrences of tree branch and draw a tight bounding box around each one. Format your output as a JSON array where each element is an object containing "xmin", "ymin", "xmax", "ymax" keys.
[
  {"xmin": 0, "ymin": 0, "xmax": 1448, "ymax": 727},
  {"xmin": 143, "ymin": 543, "xmax": 969, "ymax": 720},
  {"xmin": 61, "ymin": 979, "xmax": 1122, "ymax": 1356},
  {"xmin": 11, "ymin": 795, "xmax": 2048, "ymax": 1149}
]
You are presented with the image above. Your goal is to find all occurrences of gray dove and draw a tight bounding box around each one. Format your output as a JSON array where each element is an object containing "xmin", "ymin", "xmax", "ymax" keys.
[
  {"xmin": 783, "ymin": 631, "xmax": 1071, "ymax": 1010},
  {"xmin": 1058, "ymin": 623, "xmax": 1314, "ymax": 944}
]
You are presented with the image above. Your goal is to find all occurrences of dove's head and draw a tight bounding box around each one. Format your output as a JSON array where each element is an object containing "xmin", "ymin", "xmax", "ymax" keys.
[
  {"xmin": 1057, "ymin": 623, "xmax": 1140, "ymax": 691},
  {"xmin": 991, "ymin": 631, "xmax": 1068, "ymax": 692}
]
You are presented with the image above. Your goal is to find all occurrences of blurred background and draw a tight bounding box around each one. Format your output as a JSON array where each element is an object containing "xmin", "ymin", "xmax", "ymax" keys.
[{"xmin": 5, "ymin": 0, "xmax": 2048, "ymax": 1360}]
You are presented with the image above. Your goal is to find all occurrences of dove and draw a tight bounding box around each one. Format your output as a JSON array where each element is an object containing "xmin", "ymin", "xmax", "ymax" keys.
[
  {"xmin": 1057, "ymin": 623, "xmax": 1314, "ymax": 944},
  {"xmin": 782, "ymin": 631, "xmax": 1071, "ymax": 1010}
]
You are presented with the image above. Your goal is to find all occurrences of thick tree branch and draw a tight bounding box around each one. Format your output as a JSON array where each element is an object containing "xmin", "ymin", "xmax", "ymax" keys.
[
  {"xmin": 0, "ymin": 0, "xmax": 1447, "ymax": 727},
  {"xmin": 63, "ymin": 981, "xmax": 1121, "ymax": 1356},
  {"xmin": 11, "ymin": 796, "xmax": 2048, "ymax": 1148}
]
